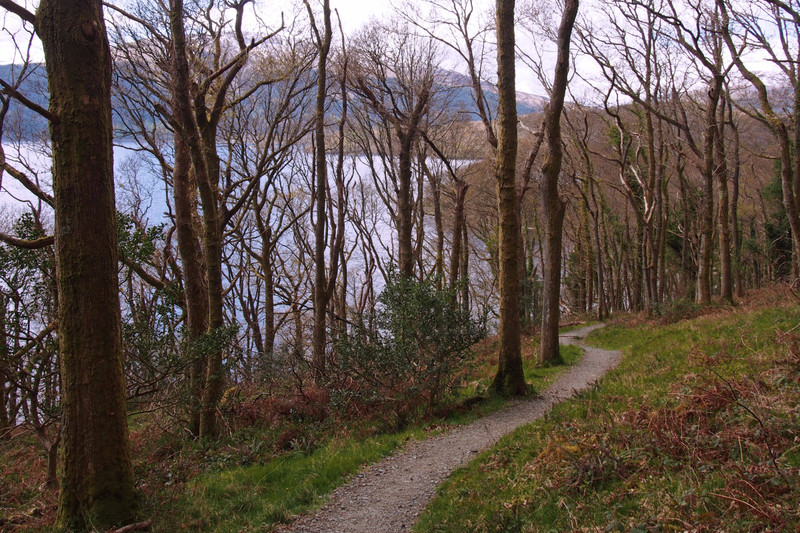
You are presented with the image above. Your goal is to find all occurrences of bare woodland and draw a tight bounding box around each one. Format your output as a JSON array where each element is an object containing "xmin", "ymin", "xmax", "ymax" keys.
[{"xmin": 0, "ymin": 0, "xmax": 798, "ymax": 529}]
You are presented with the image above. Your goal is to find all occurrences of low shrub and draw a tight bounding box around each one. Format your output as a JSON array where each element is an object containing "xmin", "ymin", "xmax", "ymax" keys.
[{"xmin": 330, "ymin": 270, "xmax": 485, "ymax": 428}]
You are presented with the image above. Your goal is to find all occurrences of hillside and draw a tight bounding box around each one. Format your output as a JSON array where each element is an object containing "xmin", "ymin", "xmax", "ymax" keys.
[
  {"xmin": 2, "ymin": 289, "xmax": 797, "ymax": 531},
  {"xmin": 0, "ymin": 63, "xmax": 546, "ymax": 143},
  {"xmin": 417, "ymin": 290, "xmax": 800, "ymax": 532}
]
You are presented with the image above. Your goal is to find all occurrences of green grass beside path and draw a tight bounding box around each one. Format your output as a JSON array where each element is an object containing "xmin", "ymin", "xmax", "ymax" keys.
[
  {"xmin": 154, "ymin": 338, "xmax": 583, "ymax": 531},
  {"xmin": 414, "ymin": 306, "xmax": 800, "ymax": 532}
]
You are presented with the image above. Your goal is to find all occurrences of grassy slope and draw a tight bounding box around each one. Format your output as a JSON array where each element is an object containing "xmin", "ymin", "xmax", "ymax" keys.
[
  {"xmin": 414, "ymin": 302, "xmax": 800, "ymax": 532},
  {"xmin": 145, "ymin": 342, "xmax": 582, "ymax": 532}
]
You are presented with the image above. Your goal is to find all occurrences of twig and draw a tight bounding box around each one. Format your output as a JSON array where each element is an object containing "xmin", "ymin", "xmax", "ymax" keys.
[
  {"xmin": 710, "ymin": 492, "xmax": 774, "ymax": 522},
  {"xmin": 106, "ymin": 520, "xmax": 153, "ymax": 533}
]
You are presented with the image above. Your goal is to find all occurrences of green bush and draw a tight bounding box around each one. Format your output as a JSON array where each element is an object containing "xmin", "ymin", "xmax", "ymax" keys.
[{"xmin": 330, "ymin": 271, "xmax": 485, "ymax": 428}]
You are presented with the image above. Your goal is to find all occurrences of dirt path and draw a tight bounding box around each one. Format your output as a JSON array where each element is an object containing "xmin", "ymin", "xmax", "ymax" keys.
[{"xmin": 278, "ymin": 324, "xmax": 621, "ymax": 533}]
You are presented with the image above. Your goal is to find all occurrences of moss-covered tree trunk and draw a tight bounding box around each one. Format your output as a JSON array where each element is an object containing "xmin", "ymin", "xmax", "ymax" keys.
[
  {"xmin": 397, "ymin": 134, "xmax": 417, "ymax": 278},
  {"xmin": 172, "ymin": 133, "xmax": 209, "ymax": 436},
  {"xmin": 696, "ymin": 75, "xmax": 721, "ymax": 305},
  {"xmin": 715, "ymin": 97, "xmax": 733, "ymax": 303},
  {"xmin": 0, "ymin": 293, "xmax": 8, "ymax": 436},
  {"xmin": 197, "ymin": 136, "xmax": 226, "ymax": 439},
  {"xmin": 539, "ymin": 0, "xmax": 578, "ymax": 366},
  {"xmin": 35, "ymin": 0, "xmax": 138, "ymax": 528},
  {"xmin": 492, "ymin": 0, "xmax": 526, "ymax": 396}
]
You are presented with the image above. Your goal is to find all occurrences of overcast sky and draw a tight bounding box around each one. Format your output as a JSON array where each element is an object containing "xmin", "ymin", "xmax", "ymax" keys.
[
  {"xmin": 0, "ymin": 0, "xmax": 396, "ymax": 64},
  {"xmin": 0, "ymin": 0, "xmax": 552, "ymax": 95}
]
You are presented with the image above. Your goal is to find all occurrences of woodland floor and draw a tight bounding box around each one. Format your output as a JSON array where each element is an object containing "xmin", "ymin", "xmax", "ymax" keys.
[{"xmin": 276, "ymin": 324, "xmax": 621, "ymax": 533}]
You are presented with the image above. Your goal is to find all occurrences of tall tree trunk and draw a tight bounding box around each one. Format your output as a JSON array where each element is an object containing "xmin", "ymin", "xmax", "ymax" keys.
[
  {"xmin": 540, "ymin": 194, "xmax": 566, "ymax": 363},
  {"xmin": 37, "ymin": 0, "xmax": 138, "ymax": 528},
  {"xmin": 461, "ymin": 220, "xmax": 470, "ymax": 311},
  {"xmin": 729, "ymin": 104, "xmax": 743, "ymax": 297},
  {"xmin": 397, "ymin": 138, "xmax": 415, "ymax": 277},
  {"xmin": 0, "ymin": 294, "xmax": 8, "ymax": 437},
  {"xmin": 256, "ymin": 221, "xmax": 276, "ymax": 356},
  {"xmin": 539, "ymin": 0, "xmax": 578, "ymax": 366},
  {"xmin": 449, "ymin": 181, "xmax": 468, "ymax": 289},
  {"xmin": 716, "ymin": 95, "xmax": 733, "ymax": 302},
  {"xmin": 196, "ymin": 132, "xmax": 226, "ymax": 438},
  {"xmin": 172, "ymin": 133, "xmax": 209, "ymax": 437},
  {"xmin": 311, "ymin": 0, "xmax": 333, "ymax": 380},
  {"xmin": 644, "ymin": 107, "xmax": 658, "ymax": 311},
  {"xmin": 492, "ymin": 0, "xmax": 526, "ymax": 395},
  {"xmin": 696, "ymin": 76, "xmax": 721, "ymax": 304},
  {"xmin": 424, "ymin": 158, "xmax": 445, "ymax": 282},
  {"xmin": 169, "ymin": 0, "xmax": 230, "ymax": 439}
]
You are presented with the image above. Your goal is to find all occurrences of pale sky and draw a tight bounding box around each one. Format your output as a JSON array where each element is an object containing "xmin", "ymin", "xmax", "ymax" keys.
[
  {"xmin": 0, "ymin": 0, "xmax": 551, "ymax": 95},
  {"xmin": 0, "ymin": 0, "xmax": 397, "ymax": 64}
]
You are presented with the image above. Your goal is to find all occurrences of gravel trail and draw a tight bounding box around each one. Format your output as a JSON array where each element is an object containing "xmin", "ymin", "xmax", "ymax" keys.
[{"xmin": 278, "ymin": 324, "xmax": 621, "ymax": 533}]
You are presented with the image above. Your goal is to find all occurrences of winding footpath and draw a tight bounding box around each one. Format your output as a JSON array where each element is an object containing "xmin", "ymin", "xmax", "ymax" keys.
[{"xmin": 278, "ymin": 324, "xmax": 621, "ymax": 533}]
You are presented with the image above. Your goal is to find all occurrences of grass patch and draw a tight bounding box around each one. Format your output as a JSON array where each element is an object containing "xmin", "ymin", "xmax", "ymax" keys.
[
  {"xmin": 415, "ymin": 305, "xmax": 800, "ymax": 532},
  {"xmin": 160, "ymin": 433, "xmax": 407, "ymax": 532},
  {"xmin": 0, "ymin": 324, "xmax": 586, "ymax": 532},
  {"xmin": 144, "ymin": 335, "xmax": 582, "ymax": 532}
]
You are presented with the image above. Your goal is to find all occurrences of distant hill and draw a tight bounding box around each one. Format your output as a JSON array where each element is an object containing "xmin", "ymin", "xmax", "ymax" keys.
[
  {"xmin": 435, "ymin": 69, "xmax": 547, "ymax": 118},
  {"xmin": 0, "ymin": 63, "xmax": 547, "ymax": 142}
]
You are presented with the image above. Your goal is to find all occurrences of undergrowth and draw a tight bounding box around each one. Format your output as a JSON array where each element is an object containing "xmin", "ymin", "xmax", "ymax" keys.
[
  {"xmin": 0, "ymin": 327, "xmax": 582, "ymax": 532},
  {"xmin": 414, "ymin": 297, "xmax": 800, "ymax": 532}
]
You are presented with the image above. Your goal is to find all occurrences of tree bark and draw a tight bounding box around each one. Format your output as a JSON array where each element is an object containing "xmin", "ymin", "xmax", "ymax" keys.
[
  {"xmin": 450, "ymin": 181, "xmax": 468, "ymax": 290},
  {"xmin": 716, "ymin": 93, "xmax": 733, "ymax": 302},
  {"xmin": 36, "ymin": 0, "xmax": 138, "ymax": 528},
  {"xmin": 172, "ymin": 132, "xmax": 209, "ymax": 437},
  {"xmin": 696, "ymin": 75, "xmax": 721, "ymax": 304},
  {"xmin": 310, "ymin": 0, "xmax": 333, "ymax": 380},
  {"xmin": 492, "ymin": 0, "xmax": 526, "ymax": 395},
  {"xmin": 0, "ymin": 293, "xmax": 8, "ymax": 436},
  {"xmin": 729, "ymin": 99, "xmax": 743, "ymax": 298},
  {"xmin": 539, "ymin": 0, "xmax": 578, "ymax": 366}
]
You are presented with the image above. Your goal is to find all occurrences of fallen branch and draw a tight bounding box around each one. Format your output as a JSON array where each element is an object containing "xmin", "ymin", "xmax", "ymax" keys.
[{"xmin": 106, "ymin": 520, "xmax": 153, "ymax": 533}]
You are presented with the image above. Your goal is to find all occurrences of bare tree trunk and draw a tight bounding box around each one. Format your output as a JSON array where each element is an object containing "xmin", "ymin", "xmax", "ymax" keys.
[
  {"xmin": 398, "ymin": 138, "xmax": 416, "ymax": 277},
  {"xmin": 197, "ymin": 136, "xmax": 226, "ymax": 438},
  {"xmin": 35, "ymin": 0, "xmax": 138, "ymax": 528},
  {"xmin": 169, "ymin": 0, "xmax": 246, "ymax": 438},
  {"xmin": 423, "ymin": 157, "xmax": 445, "ymax": 281},
  {"xmin": 729, "ymin": 100, "xmax": 743, "ymax": 298},
  {"xmin": 39, "ymin": 428, "xmax": 60, "ymax": 490},
  {"xmin": 696, "ymin": 76, "xmax": 721, "ymax": 304},
  {"xmin": 716, "ymin": 93, "xmax": 733, "ymax": 302},
  {"xmin": 449, "ymin": 181, "xmax": 468, "ymax": 289},
  {"xmin": 0, "ymin": 294, "xmax": 8, "ymax": 437},
  {"xmin": 539, "ymin": 0, "xmax": 578, "ymax": 366},
  {"xmin": 310, "ymin": 0, "xmax": 333, "ymax": 380},
  {"xmin": 461, "ymin": 220, "xmax": 470, "ymax": 311},
  {"xmin": 172, "ymin": 133, "xmax": 209, "ymax": 437},
  {"xmin": 257, "ymin": 222, "xmax": 276, "ymax": 355},
  {"xmin": 492, "ymin": 0, "xmax": 526, "ymax": 395}
]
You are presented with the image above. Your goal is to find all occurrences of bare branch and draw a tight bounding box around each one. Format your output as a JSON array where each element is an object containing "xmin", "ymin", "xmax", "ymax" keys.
[{"xmin": 0, "ymin": 0, "xmax": 36, "ymax": 25}]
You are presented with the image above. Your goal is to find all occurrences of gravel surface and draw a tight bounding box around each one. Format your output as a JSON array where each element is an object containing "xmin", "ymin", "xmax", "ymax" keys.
[{"xmin": 278, "ymin": 324, "xmax": 621, "ymax": 533}]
